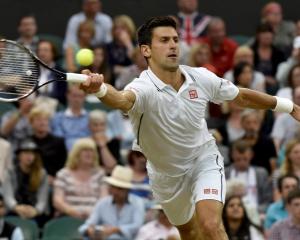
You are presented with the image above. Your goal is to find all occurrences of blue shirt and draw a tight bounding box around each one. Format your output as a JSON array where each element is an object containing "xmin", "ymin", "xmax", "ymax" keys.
[
  {"xmin": 264, "ymin": 199, "xmax": 288, "ymax": 230},
  {"xmin": 51, "ymin": 109, "xmax": 90, "ymax": 151},
  {"xmin": 79, "ymin": 194, "xmax": 145, "ymax": 240}
]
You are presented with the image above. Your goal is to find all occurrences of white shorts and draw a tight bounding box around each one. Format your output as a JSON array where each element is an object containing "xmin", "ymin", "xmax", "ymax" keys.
[{"xmin": 147, "ymin": 140, "xmax": 226, "ymax": 226}]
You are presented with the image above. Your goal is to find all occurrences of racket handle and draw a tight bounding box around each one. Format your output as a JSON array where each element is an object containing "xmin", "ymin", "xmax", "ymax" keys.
[{"xmin": 66, "ymin": 73, "xmax": 88, "ymax": 83}]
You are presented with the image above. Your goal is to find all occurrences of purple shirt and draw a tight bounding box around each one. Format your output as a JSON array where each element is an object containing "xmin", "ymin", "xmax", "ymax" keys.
[{"xmin": 269, "ymin": 217, "xmax": 300, "ymax": 240}]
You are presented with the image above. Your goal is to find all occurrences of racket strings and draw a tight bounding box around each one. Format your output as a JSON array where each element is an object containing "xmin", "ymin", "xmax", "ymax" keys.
[{"xmin": 0, "ymin": 43, "xmax": 39, "ymax": 99}]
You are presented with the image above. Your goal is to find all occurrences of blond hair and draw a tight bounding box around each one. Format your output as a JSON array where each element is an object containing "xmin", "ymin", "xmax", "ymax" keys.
[
  {"xmin": 89, "ymin": 109, "xmax": 107, "ymax": 123},
  {"xmin": 29, "ymin": 106, "xmax": 51, "ymax": 123},
  {"xmin": 233, "ymin": 46, "xmax": 254, "ymax": 64},
  {"xmin": 65, "ymin": 138, "xmax": 99, "ymax": 170},
  {"xmin": 281, "ymin": 139, "xmax": 300, "ymax": 175},
  {"xmin": 113, "ymin": 15, "xmax": 136, "ymax": 40},
  {"xmin": 188, "ymin": 43, "xmax": 211, "ymax": 67}
]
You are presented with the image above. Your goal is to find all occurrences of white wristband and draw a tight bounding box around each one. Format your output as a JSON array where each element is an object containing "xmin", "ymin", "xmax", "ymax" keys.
[
  {"xmin": 94, "ymin": 84, "xmax": 107, "ymax": 98},
  {"xmin": 273, "ymin": 96, "xmax": 294, "ymax": 113}
]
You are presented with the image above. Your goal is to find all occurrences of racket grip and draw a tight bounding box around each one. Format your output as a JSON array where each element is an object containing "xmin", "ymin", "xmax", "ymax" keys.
[{"xmin": 66, "ymin": 73, "xmax": 88, "ymax": 83}]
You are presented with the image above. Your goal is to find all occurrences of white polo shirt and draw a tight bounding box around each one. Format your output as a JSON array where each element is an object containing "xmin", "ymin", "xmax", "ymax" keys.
[{"xmin": 125, "ymin": 65, "xmax": 239, "ymax": 176}]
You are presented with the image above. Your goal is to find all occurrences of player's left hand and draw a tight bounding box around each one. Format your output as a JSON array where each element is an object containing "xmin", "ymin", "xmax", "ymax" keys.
[{"xmin": 290, "ymin": 104, "xmax": 300, "ymax": 121}]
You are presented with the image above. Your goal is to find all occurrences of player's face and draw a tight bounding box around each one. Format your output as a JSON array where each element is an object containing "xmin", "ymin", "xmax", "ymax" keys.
[{"xmin": 145, "ymin": 27, "xmax": 180, "ymax": 72}]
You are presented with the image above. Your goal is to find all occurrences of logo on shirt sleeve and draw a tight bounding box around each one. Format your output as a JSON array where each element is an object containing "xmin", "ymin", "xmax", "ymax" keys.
[{"xmin": 188, "ymin": 89, "xmax": 198, "ymax": 99}]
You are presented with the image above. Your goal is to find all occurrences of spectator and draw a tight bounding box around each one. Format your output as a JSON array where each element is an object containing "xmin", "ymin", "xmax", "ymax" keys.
[
  {"xmin": 225, "ymin": 140, "xmax": 272, "ymax": 213},
  {"xmin": 261, "ymin": 2, "xmax": 295, "ymax": 56},
  {"xmin": 88, "ymin": 110, "xmax": 117, "ymax": 174},
  {"xmin": 28, "ymin": 107, "xmax": 67, "ymax": 185},
  {"xmin": 268, "ymin": 189, "xmax": 300, "ymax": 240},
  {"xmin": 36, "ymin": 40, "xmax": 67, "ymax": 105},
  {"xmin": 135, "ymin": 204, "xmax": 180, "ymax": 240},
  {"xmin": 177, "ymin": 0, "xmax": 211, "ymax": 45},
  {"xmin": 65, "ymin": 20, "xmax": 94, "ymax": 73},
  {"xmin": 264, "ymin": 174, "xmax": 299, "ymax": 234},
  {"xmin": 187, "ymin": 42, "xmax": 217, "ymax": 73},
  {"xmin": 200, "ymin": 17, "xmax": 238, "ymax": 77},
  {"xmin": 16, "ymin": 14, "xmax": 39, "ymax": 52},
  {"xmin": 53, "ymin": 138, "xmax": 107, "ymax": 219},
  {"xmin": 224, "ymin": 46, "xmax": 266, "ymax": 93},
  {"xmin": 79, "ymin": 165, "xmax": 145, "ymax": 240},
  {"xmin": 106, "ymin": 15, "xmax": 136, "ymax": 85},
  {"xmin": 2, "ymin": 139, "xmax": 49, "ymax": 220},
  {"xmin": 0, "ymin": 194, "xmax": 24, "ymax": 240},
  {"xmin": 251, "ymin": 22, "xmax": 286, "ymax": 95},
  {"xmin": 127, "ymin": 151, "xmax": 151, "ymax": 199},
  {"xmin": 276, "ymin": 37, "xmax": 300, "ymax": 87},
  {"xmin": 233, "ymin": 62, "xmax": 255, "ymax": 90},
  {"xmin": 0, "ymin": 96, "xmax": 34, "ymax": 151},
  {"xmin": 240, "ymin": 109, "xmax": 277, "ymax": 174},
  {"xmin": 63, "ymin": 0, "xmax": 112, "ymax": 49},
  {"xmin": 51, "ymin": 84, "xmax": 90, "ymax": 151},
  {"xmin": 0, "ymin": 137, "xmax": 12, "ymax": 186},
  {"xmin": 272, "ymin": 86, "xmax": 300, "ymax": 151},
  {"xmin": 115, "ymin": 47, "xmax": 147, "ymax": 90},
  {"xmin": 222, "ymin": 195, "xmax": 264, "ymax": 240}
]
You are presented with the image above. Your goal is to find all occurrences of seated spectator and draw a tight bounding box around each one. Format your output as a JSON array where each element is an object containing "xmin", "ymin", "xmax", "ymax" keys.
[
  {"xmin": 222, "ymin": 195, "xmax": 264, "ymax": 240},
  {"xmin": 135, "ymin": 204, "xmax": 180, "ymax": 240},
  {"xmin": 240, "ymin": 109, "xmax": 277, "ymax": 174},
  {"xmin": 36, "ymin": 40, "xmax": 67, "ymax": 105},
  {"xmin": 225, "ymin": 140, "xmax": 272, "ymax": 213},
  {"xmin": 53, "ymin": 138, "xmax": 107, "ymax": 219},
  {"xmin": 63, "ymin": 0, "xmax": 112, "ymax": 49},
  {"xmin": 268, "ymin": 189, "xmax": 300, "ymax": 239},
  {"xmin": 106, "ymin": 15, "xmax": 136, "ymax": 85},
  {"xmin": 0, "ymin": 137, "xmax": 12, "ymax": 186},
  {"xmin": 187, "ymin": 42, "xmax": 217, "ymax": 73},
  {"xmin": 251, "ymin": 22, "xmax": 286, "ymax": 95},
  {"xmin": 272, "ymin": 86, "xmax": 300, "ymax": 151},
  {"xmin": 65, "ymin": 20, "xmax": 94, "ymax": 73},
  {"xmin": 0, "ymin": 96, "xmax": 34, "ymax": 151},
  {"xmin": 0, "ymin": 194, "xmax": 24, "ymax": 240},
  {"xmin": 261, "ymin": 2, "xmax": 295, "ymax": 56},
  {"xmin": 115, "ymin": 47, "xmax": 147, "ymax": 90},
  {"xmin": 28, "ymin": 107, "xmax": 67, "ymax": 185},
  {"xmin": 224, "ymin": 46, "xmax": 266, "ymax": 93},
  {"xmin": 16, "ymin": 14, "xmax": 39, "ymax": 52},
  {"xmin": 233, "ymin": 62, "xmax": 255, "ymax": 89},
  {"xmin": 264, "ymin": 174, "xmax": 299, "ymax": 235},
  {"xmin": 276, "ymin": 36, "xmax": 300, "ymax": 87},
  {"xmin": 200, "ymin": 17, "xmax": 238, "ymax": 77},
  {"xmin": 51, "ymin": 84, "xmax": 90, "ymax": 151},
  {"xmin": 127, "ymin": 151, "xmax": 151, "ymax": 199},
  {"xmin": 79, "ymin": 165, "xmax": 145, "ymax": 240},
  {"xmin": 2, "ymin": 139, "xmax": 49, "ymax": 220},
  {"xmin": 88, "ymin": 110, "xmax": 117, "ymax": 174}
]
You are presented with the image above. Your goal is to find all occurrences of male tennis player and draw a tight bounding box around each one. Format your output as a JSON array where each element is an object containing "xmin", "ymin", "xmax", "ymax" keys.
[{"xmin": 80, "ymin": 16, "xmax": 300, "ymax": 240}]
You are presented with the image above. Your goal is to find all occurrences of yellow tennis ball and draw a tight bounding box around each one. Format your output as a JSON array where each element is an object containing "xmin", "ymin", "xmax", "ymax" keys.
[{"xmin": 76, "ymin": 48, "xmax": 94, "ymax": 66}]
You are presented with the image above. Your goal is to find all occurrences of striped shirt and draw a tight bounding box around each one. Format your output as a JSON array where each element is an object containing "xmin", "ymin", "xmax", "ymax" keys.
[{"xmin": 54, "ymin": 167, "xmax": 106, "ymax": 214}]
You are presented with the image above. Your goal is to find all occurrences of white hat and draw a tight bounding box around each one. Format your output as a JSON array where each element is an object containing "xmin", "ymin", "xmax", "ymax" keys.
[
  {"xmin": 294, "ymin": 36, "xmax": 300, "ymax": 49},
  {"xmin": 104, "ymin": 165, "xmax": 133, "ymax": 189}
]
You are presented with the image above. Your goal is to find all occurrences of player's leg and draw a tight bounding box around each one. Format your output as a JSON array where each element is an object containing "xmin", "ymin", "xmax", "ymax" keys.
[
  {"xmin": 196, "ymin": 199, "xmax": 228, "ymax": 240},
  {"xmin": 175, "ymin": 213, "xmax": 202, "ymax": 240}
]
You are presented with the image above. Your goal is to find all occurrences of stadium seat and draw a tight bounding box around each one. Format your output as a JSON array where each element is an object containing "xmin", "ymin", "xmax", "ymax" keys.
[
  {"xmin": 42, "ymin": 216, "xmax": 84, "ymax": 240},
  {"xmin": 230, "ymin": 34, "xmax": 251, "ymax": 46},
  {"xmin": 5, "ymin": 216, "xmax": 39, "ymax": 240}
]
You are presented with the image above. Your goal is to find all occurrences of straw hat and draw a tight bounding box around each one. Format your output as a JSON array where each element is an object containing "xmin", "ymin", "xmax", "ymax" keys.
[{"xmin": 104, "ymin": 165, "xmax": 133, "ymax": 189}]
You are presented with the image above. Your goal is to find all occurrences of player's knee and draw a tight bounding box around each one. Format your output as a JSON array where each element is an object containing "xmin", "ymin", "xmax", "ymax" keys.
[{"xmin": 199, "ymin": 218, "xmax": 223, "ymax": 235}]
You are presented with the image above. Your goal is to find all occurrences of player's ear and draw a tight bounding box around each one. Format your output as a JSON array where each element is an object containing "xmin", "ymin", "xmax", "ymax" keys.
[{"xmin": 140, "ymin": 45, "xmax": 151, "ymax": 58}]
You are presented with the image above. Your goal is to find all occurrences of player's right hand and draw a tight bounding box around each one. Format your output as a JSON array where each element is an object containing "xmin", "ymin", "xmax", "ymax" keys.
[{"xmin": 80, "ymin": 69, "xmax": 104, "ymax": 94}]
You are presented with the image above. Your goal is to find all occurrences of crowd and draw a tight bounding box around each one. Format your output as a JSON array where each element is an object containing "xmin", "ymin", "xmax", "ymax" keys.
[{"xmin": 1, "ymin": 0, "xmax": 300, "ymax": 239}]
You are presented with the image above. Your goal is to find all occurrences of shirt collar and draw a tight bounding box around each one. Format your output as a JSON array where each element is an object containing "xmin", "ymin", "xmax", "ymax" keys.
[{"xmin": 64, "ymin": 108, "xmax": 86, "ymax": 117}]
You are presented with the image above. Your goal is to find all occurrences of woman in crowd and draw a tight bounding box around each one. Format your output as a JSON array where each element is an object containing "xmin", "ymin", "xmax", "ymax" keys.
[
  {"xmin": 222, "ymin": 195, "xmax": 264, "ymax": 240},
  {"xmin": 53, "ymin": 138, "xmax": 107, "ymax": 219},
  {"xmin": 233, "ymin": 62, "xmax": 255, "ymax": 89},
  {"xmin": 3, "ymin": 139, "xmax": 49, "ymax": 220}
]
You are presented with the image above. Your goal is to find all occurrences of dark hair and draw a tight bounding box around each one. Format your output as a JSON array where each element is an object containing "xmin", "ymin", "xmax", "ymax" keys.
[
  {"xmin": 231, "ymin": 139, "xmax": 253, "ymax": 154},
  {"xmin": 137, "ymin": 16, "xmax": 177, "ymax": 46},
  {"xmin": 287, "ymin": 188, "xmax": 300, "ymax": 204},
  {"xmin": 127, "ymin": 150, "xmax": 146, "ymax": 166},
  {"xmin": 288, "ymin": 64, "xmax": 300, "ymax": 88},
  {"xmin": 223, "ymin": 195, "xmax": 263, "ymax": 239},
  {"xmin": 277, "ymin": 174, "xmax": 300, "ymax": 193},
  {"xmin": 0, "ymin": 193, "xmax": 3, "ymax": 202},
  {"xmin": 233, "ymin": 61, "xmax": 253, "ymax": 85},
  {"xmin": 37, "ymin": 39, "xmax": 58, "ymax": 60},
  {"xmin": 18, "ymin": 14, "xmax": 36, "ymax": 26},
  {"xmin": 256, "ymin": 22, "xmax": 274, "ymax": 34}
]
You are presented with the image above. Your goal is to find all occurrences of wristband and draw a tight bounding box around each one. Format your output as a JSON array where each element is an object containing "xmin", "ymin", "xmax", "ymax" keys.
[
  {"xmin": 273, "ymin": 96, "xmax": 294, "ymax": 113},
  {"xmin": 94, "ymin": 84, "xmax": 107, "ymax": 98}
]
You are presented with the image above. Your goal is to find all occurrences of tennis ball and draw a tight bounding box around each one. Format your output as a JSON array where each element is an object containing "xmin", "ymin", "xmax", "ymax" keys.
[{"xmin": 76, "ymin": 48, "xmax": 94, "ymax": 66}]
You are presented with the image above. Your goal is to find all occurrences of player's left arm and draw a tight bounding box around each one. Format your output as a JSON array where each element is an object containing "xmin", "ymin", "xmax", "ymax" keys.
[{"xmin": 231, "ymin": 87, "xmax": 300, "ymax": 121}]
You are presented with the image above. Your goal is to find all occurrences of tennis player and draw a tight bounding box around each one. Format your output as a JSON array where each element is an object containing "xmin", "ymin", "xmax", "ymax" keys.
[{"xmin": 80, "ymin": 16, "xmax": 300, "ymax": 240}]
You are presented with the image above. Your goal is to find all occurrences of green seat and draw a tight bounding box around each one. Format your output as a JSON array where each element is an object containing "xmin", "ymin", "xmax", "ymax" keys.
[
  {"xmin": 42, "ymin": 217, "xmax": 84, "ymax": 240},
  {"xmin": 0, "ymin": 102, "xmax": 15, "ymax": 117},
  {"xmin": 230, "ymin": 34, "xmax": 251, "ymax": 46},
  {"xmin": 5, "ymin": 216, "xmax": 39, "ymax": 240}
]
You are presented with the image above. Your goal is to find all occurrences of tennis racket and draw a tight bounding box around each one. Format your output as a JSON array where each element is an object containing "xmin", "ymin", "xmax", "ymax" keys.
[{"xmin": 0, "ymin": 39, "xmax": 89, "ymax": 102}]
